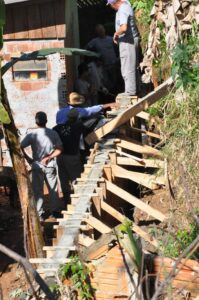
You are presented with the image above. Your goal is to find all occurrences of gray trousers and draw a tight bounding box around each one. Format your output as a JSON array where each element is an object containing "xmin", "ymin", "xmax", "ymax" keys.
[
  {"xmin": 119, "ymin": 38, "xmax": 140, "ymax": 95},
  {"xmin": 57, "ymin": 153, "xmax": 83, "ymax": 205},
  {"xmin": 32, "ymin": 164, "xmax": 59, "ymax": 216}
]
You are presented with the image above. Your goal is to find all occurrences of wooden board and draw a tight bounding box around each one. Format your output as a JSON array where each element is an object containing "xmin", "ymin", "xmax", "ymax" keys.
[
  {"xmin": 101, "ymin": 200, "xmax": 158, "ymax": 247},
  {"xmin": 83, "ymin": 215, "xmax": 111, "ymax": 234},
  {"xmin": 105, "ymin": 179, "xmax": 166, "ymax": 222},
  {"xmin": 117, "ymin": 157, "xmax": 164, "ymax": 168},
  {"xmin": 53, "ymin": 0, "xmax": 65, "ymax": 38},
  {"xmin": 27, "ymin": 4, "xmax": 43, "ymax": 39},
  {"xmin": 111, "ymin": 165, "xmax": 165, "ymax": 190},
  {"xmin": 40, "ymin": 1, "xmax": 57, "ymax": 38},
  {"xmin": 85, "ymin": 78, "xmax": 173, "ymax": 145},
  {"xmin": 115, "ymin": 138, "xmax": 162, "ymax": 158}
]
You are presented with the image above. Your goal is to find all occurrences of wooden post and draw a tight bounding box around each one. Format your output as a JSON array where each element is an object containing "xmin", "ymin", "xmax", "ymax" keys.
[{"xmin": 1, "ymin": 82, "xmax": 44, "ymax": 258}]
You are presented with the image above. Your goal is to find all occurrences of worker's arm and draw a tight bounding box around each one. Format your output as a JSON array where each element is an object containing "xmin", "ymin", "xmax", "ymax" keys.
[
  {"xmin": 113, "ymin": 24, "xmax": 127, "ymax": 44},
  {"xmin": 21, "ymin": 134, "xmax": 33, "ymax": 164},
  {"xmin": 102, "ymin": 102, "xmax": 120, "ymax": 110},
  {"xmin": 41, "ymin": 146, "xmax": 63, "ymax": 166},
  {"xmin": 21, "ymin": 147, "xmax": 33, "ymax": 165}
]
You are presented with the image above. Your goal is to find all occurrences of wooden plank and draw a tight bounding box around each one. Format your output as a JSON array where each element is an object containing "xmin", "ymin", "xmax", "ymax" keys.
[
  {"xmin": 105, "ymin": 179, "xmax": 166, "ymax": 222},
  {"xmin": 29, "ymin": 258, "xmax": 70, "ymax": 264},
  {"xmin": 83, "ymin": 215, "xmax": 111, "ymax": 234},
  {"xmin": 13, "ymin": 6, "xmax": 29, "ymax": 39},
  {"xmin": 3, "ymin": 8, "xmax": 15, "ymax": 39},
  {"xmin": 53, "ymin": 0, "xmax": 65, "ymax": 38},
  {"xmin": 43, "ymin": 246, "xmax": 76, "ymax": 251},
  {"xmin": 115, "ymin": 138, "xmax": 162, "ymax": 158},
  {"xmin": 85, "ymin": 78, "xmax": 173, "ymax": 145},
  {"xmin": 101, "ymin": 200, "xmax": 158, "ymax": 247},
  {"xmin": 131, "ymin": 127, "xmax": 161, "ymax": 139},
  {"xmin": 40, "ymin": 1, "xmax": 57, "ymax": 38},
  {"xmin": 116, "ymin": 149, "xmax": 145, "ymax": 162},
  {"xmin": 117, "ymin": 157, "xmax": 164, "ymax": 168},
  {"xmin": 27, "ymin": 4, "xmax": 42, "ymax": 39},
  {"xmin": 111, "ymin": 165, "xmax": 165, "ymax": 190},
  {"xmin": 78, "ymin": 234, "xmax": 95, "ymax": 247}
]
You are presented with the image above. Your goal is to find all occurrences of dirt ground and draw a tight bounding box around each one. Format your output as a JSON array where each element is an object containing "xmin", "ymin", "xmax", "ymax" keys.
[
  {"xmin": 0, "ymin": 188, "xmax": 63, "ymax": 300},
  {"xmin": 0, "ymin": 190, "xmax": 29, "ymax": 300}
]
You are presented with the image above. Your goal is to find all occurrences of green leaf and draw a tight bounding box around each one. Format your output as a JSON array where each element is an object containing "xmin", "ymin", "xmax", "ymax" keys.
[
  {"xmin": 1, "ymin": 48, "xmax": 100, "ymax": 75},
  {"xmin": 0, "ymin": 101, "xmax": 11, "ymax": 124}
]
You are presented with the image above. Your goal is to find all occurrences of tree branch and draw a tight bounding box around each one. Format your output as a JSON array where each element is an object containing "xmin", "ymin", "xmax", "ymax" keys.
[{"xmin": 0, "ymin": 244, "xmax": 55, "ymax": 300}]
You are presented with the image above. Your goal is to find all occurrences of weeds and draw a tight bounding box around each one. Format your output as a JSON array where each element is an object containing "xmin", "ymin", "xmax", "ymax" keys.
[{"xmin": 59, "ymin": 255, "xmax": 94, "ymax": 300}]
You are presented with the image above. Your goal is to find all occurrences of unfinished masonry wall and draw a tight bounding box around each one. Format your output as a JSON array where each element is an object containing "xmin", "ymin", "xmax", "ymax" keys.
[{"xmin": 1, "ymin": 40, "xmax": 67, "ymax": 164}]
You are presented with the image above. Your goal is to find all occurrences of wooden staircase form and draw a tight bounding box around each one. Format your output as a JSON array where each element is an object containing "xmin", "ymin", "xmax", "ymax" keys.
[{"xmin": 29, "ymin": 79, "xmax": 180, "ymax": 298}]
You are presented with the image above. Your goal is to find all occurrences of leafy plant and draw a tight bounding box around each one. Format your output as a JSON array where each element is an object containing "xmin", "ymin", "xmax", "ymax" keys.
[
  {"xmin": 172, "ymin": 33, "xmax": 199, "ymax": 89},
  {"xmin": 118, "ymin": 219, "xmax": 142, "ymax": 271},
  {"xmin": 161, "ymin": 221, "xmax": 199, "ymax": 259},
  {"xmin": 59, "ymin": 256, "xmax": 94, "ymax": 300}
]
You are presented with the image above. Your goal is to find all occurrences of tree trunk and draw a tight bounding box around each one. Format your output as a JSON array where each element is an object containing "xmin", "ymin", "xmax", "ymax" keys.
[{"xmin": 1, "ymin": 80, "xmax": 44, "ymax": 258}]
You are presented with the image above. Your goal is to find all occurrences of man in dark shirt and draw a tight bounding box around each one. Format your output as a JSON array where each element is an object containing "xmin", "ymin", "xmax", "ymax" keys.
[{"xmin": 53, "ymin": 109, "xmax": 87, "ymax": 205}]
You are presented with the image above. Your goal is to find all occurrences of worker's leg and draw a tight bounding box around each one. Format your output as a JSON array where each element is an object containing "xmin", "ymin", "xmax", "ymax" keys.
[
  {"xmin": 57, "ymin": 155, "xmax": 72, "ymax": 206},
  {"xmin": 31, "ymin": 165, "xmax": 44, "ymax": 218},
  {"xmin": 44, "ymin": 166, "xmax": 60, "ymax": 214},
  {"xmin": 119, "ymin": 42, "xmax": 137, "ymax": 95}
]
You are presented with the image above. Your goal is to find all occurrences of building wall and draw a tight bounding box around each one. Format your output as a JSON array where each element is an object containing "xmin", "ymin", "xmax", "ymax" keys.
[{"xmin": 0, "ymin": 0, "xmax": 80, "ymax": 166}]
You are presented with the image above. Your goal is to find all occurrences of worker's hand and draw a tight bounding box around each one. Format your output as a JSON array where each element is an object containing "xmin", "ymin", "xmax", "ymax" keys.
[
  {"xmin": 110, "ymin": 102, "xmax": 120, "ymax": 110},
  {"xmin": 113, "ymin": 32, "xmax": 119, "ymax": 44},
  {"xmin": 41, "ymin": 156, "xmax": 51, "ymax": 166}
]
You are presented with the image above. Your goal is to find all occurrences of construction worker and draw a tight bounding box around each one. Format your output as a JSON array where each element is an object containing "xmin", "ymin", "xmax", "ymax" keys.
[
  {"xmin": 56, "ymin": 92, "xmax": 117, "ymax": 125},
  {"xmin": 53, "ymin": 109, "xmax": 87, "ymax": 205},
  {"xmin": 21, "ymin": 112, "xmax": 63, "ymax": 221},
  {"xmin": 107, "ymin": 0, "xmax": 140, "ymax": 96}
]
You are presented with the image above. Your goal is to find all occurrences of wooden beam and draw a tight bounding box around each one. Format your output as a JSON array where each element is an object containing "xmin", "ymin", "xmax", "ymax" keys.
[
  {"xmin": 105, "ymin": 179, "xmax": 166, "ymax": 222},
  {"xmin": 85, "ymin": 78, "xmax": 173, "ymax": 145},
  {"xmin": 83, "ymin": 215, "xmax": 111, "ymax": 234},
  {"xmin": 111, "ymin": 165, "xmax": 165, "ymax": 190},
  {"xmin": 101, "ymin": 200, "xmax": 158, "ymax": 247},
  {"xmin": 115, "ymin": 138, "xmax": 162, "ymax": 158},
  {"xmin": 131, "ymin": 127, "xmax": 161, "ymax": 139},
  {"xmin": 78, "ymin": 234, "xmax": 95, "ymax": 247},
  {"xmin": 117, "ymin": 157, "xmax": 164, "ymax": 168}
]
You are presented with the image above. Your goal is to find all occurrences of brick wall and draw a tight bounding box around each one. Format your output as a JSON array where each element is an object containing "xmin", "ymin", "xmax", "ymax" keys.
[{"xmin": 1, "ymin": 40, "xmax": 67, "ymax": 165}]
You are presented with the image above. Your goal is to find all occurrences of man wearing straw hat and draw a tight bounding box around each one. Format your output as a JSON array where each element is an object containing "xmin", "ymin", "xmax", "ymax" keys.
[{"xmin": 56, "ymin": 92, "xmax": 117, "ymax": 125}]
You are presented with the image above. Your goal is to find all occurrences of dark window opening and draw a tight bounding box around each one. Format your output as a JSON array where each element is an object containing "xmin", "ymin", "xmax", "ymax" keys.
[{"xmin": 12, "ymin": 59, "xmax": 48, "ymax": 82}]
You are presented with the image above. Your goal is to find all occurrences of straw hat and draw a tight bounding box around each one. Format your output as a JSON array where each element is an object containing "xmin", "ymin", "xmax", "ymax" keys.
[{"xmin": 68, "ymin": 92, "xmax": 85, "ymax": 106}]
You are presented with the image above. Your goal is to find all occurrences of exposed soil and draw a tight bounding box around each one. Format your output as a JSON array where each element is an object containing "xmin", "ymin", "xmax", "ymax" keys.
[{"xmin": 0, "ymin": 190, "xmax": 28, "ymax": 300}]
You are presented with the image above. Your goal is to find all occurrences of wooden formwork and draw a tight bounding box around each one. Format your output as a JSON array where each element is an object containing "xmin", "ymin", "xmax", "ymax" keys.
[{"xmin": 29, "ymin": 79, "xmax": 199, "ymax": 299}]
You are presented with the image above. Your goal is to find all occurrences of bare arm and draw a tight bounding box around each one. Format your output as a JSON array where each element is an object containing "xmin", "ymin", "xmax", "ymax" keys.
[
  {"xmin": 41, "ymin": 146, "xmax": 63, "ymax": 166},
  {"xmin": 21, "ymin": 147, "xmax": 34, "ymax": 165},
  {"xmin": 113, "ymin": 24, "xmax": 127, "ymax": 44},
  {"xmin": 102, "ymin": 102, "xmax": 120, "ymax": 110}
]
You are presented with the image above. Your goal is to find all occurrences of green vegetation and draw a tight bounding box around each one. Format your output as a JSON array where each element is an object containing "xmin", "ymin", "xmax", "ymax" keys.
[
  {"xmin": 130, "ymin": 0, "xmax": 154, "ymax": 48},
  {"xmin": 152, "ymin": 216, "xmax": 199, "ymax": 259},
  {"xmin": 118, "ymin": 219, "xmax": 142, "ymax": 270},
  {"xmin": 59, "ymin": 256, "xmax": 94, "ymax": 300}
]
